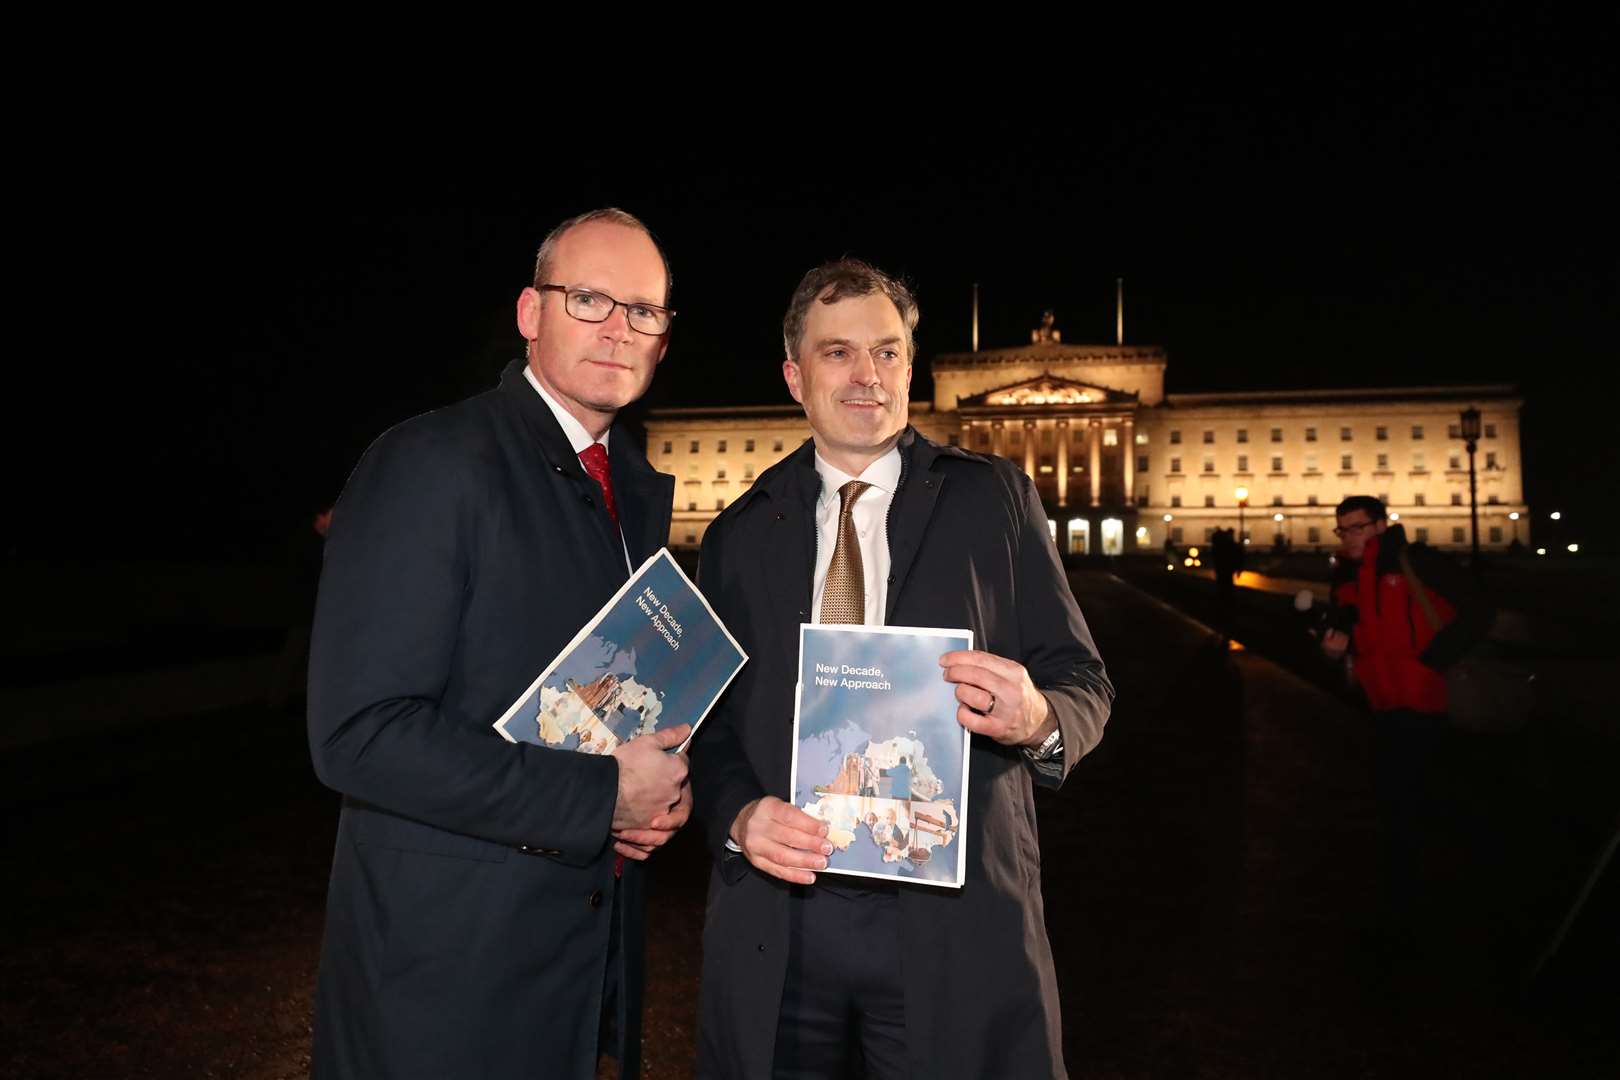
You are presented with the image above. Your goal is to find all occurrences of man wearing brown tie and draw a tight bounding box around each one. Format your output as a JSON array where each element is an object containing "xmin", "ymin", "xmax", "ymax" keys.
[
  {"xmin": 308, "ymin": 209, "xmax": 691, "ymax": 1078},
  {"xmin": 691, "ymin": 258, "xmax": 1114, "ymax": 1078}
]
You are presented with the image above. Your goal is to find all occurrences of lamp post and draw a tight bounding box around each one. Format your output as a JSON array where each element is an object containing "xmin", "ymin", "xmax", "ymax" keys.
[
  {"xmin": 1234, "ymin": 486, "xmax": 1249, "ymax": 546},
  {"xmin": 1459, "ymin": 406, "xmax": 1481, "ymax": 564}
]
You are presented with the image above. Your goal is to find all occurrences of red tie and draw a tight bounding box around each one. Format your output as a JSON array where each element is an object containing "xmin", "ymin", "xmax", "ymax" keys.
[
  {"xmin": 580, "ymin": 442, "xmax": 625, "ymax": 877},
  {"xmin": 578, "ymin": 443, "xmax": 618, "ymax": 526}
]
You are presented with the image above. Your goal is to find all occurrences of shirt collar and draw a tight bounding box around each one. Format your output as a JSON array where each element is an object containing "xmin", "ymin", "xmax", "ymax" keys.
[
  {"xmin": 523, "ymin": 363, "xmax": 608, "ymax": 456},
  {"xmin": 813, "ymin": 445, "xmax": 901, "ymax": 506}
]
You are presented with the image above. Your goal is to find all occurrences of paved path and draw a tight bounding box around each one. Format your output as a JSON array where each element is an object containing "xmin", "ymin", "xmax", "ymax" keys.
[{"xmin": 3, "ymin": 573, "xmax": 1614, "ymax": 1078}]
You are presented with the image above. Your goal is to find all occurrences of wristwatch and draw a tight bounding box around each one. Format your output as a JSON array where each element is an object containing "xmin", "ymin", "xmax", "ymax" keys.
[{"xmin": 1023, "ymin": 726, "xmax": 1063, "ymax": 762}]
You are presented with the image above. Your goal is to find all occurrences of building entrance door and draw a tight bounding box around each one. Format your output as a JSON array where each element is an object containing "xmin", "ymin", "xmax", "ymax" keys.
[
  {"xmin": 1067, "ymin": 518, "xmax": 1090, "ymax": 555},
  {"xmin": 1100, "ymin": 517, "xmax": 1124, "ymax": 556}
]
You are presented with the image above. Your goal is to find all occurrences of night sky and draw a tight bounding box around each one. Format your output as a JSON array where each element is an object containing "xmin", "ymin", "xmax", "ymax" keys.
[{"xmin": 26, "ymin": 22, "xmax": 1614, "ymax": 559}]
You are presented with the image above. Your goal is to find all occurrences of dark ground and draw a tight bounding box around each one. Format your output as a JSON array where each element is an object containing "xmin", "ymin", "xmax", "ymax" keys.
[{"xmin": 3, "ymin": 572, "xmax": 1616, "ymax": 1078}]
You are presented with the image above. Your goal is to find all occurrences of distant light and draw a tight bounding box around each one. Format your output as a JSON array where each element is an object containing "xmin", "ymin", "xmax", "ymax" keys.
[
  {"xmin": 1508, "ymin": 512, "xmax": 1520, "ymax": 521},
  {"xmin": 1242, "ymin": 537, "xmax": 1250, "ymax": 545},
  {"xmin": 1551, "ymin": 511, "xmax": 1562, "ymax": 521},
  {"xmin": 1188, "ymin": 547, "xmax": 1200, "ymax": 558},
  {"xmin": 1567, "ymin": 543, "xmax": 1580, "ymax": 554},
  {"xmin": 1234, "ymin": 486, "xmax": 1249, "ymax": 503},
  {"xmin": 1389, "ymin": 512, "xmax": 1400, "ymax": 521},
  {"xmin": 1166, "ymin": 562, "xmax": 1176, "ymax": 571},
  {"xmin": 1536, "ymin": 548, "xmax": 1546, "ymax": 556},
  {"xmin": 1273, "ymin": 513, "xmax": 1284, "ymax": 522},
  {"xmin": 1163, "ymin": 513, "xmax": 1174, "ymax": 522},
  {"xmin": 1184, "ymin": 557, "xmax": 1195, "ymax": 567}
]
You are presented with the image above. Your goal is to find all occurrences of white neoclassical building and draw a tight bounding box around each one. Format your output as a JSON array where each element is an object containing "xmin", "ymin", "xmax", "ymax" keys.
[{"xmin": 646, "ymin": 325, "xmax": 1524, "ymax": 555}]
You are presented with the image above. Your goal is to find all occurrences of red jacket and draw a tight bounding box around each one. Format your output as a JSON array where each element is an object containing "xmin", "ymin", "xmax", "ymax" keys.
[{"xmin": 1330, "ymin": 526, "xmax": 1490, "ymax": 715}]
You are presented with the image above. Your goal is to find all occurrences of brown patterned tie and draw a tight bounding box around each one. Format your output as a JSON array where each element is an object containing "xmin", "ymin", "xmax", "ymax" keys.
[{"xmin": 819, "ymin": 481, "xmax": 871, "ymax": 624}]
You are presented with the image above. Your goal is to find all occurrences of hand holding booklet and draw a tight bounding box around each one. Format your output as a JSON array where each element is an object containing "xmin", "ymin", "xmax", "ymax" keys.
[{"xmin": 493, "ymin": 549, "xmax": 747, "ymax": 754}]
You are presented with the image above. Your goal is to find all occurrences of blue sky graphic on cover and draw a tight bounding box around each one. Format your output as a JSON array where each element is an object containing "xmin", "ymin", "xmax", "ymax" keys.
[
  {"xmin": 494, "ymin": 549, "xmax": 746, "ymax": 755},
  {"xmin": 791, "ymin": 624, "xmax": 973, "ymax": 888}
]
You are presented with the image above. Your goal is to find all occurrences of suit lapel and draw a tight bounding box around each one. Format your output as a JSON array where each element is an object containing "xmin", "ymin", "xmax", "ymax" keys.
[
  {"xmin": 611, "ymin": 433, "xmax": 674, "ymax": 567},
  {"xmin": 760, "ymin": 446, "xmax": 821, "ymax": 623},
  {"xmin": 885, "ymin": 433, "xmax": 945, "ymax": 622}
]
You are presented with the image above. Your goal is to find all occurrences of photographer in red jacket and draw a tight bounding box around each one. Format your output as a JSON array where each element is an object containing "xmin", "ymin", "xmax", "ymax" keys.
[{"xmin": 1321, "ymin": 495, "xmax": 1494, "ymax": 942}]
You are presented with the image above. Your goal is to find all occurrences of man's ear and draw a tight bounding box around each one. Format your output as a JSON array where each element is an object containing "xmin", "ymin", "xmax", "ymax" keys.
[
  {"xmin": 516, "ymin": 287, "xmax": 543, "ymax": 340},
  {"xmin": 783, "ymin": 360, "xmax": 804, "ymax": 404}
]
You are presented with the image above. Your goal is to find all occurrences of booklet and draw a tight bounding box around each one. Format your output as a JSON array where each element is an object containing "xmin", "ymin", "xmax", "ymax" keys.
[
  {"xmin": 493, "ymin": 548, "xmax": 747, "ymax": 755},
  {"xmin": 789, "ymin": 624, "xmax": 974, "ymax": 889}
]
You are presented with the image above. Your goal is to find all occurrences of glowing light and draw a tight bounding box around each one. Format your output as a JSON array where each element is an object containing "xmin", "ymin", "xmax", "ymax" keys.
[
  {"xmin": 1163, "ymin": 513, "xmax": 1174, "ymax": 522},
  {"xmin": 1389, "ymin": 512, "xmax": 1400, "ymax": 521},
  {"xmin": 1508, "ymin": 512, "xmax": 1520, "ymax": 521},
  {"xmin": 1234, "ymin": 486, "xmax": 1249, "ymax": 503},
  {"xmin": 1273, "ymin": 513, "xmax": 1284, "ymax": 522},
  {"xmin": 1536, "ymin": 548, "xmax": 1546, "ymax": 556},
  {"xmin": 1550, "ymin": 511, "xmax": 1562, "ymax": 521},
  {"xmin": 1567, "ymin": 543, "xmax": 1580, "ymax": 553},
  {"xmin": 1188, "ymin": 547, "xmax": 1200, "ymax": 558}
]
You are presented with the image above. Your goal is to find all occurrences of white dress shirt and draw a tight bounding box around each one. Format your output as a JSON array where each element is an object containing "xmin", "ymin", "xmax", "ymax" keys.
[{"xmin": 810, "ymin": 447, "xmax": 901, "ymax": 626}]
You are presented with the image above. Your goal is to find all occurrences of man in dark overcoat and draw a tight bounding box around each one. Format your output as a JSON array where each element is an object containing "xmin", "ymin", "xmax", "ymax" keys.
[
  {"xmin": 691, "ymin": 258, "xmax": 1114, "ymax": 1078},
  {"xmin": 307, "ymin": 209, "xmax": 690, "ymax": 1078}
]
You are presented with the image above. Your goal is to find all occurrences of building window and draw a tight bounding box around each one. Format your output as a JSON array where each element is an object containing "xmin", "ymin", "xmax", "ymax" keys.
[
  {"xmin": 1305, "ymin": 454, "xmax": 1318, "ymax": 473},
  {"xmin": 1414, "ymin": 493, "xmax": 1426, "ymax": 506},
  {"xmin": 1412, "ymin": 451, "xmax": 1426, "ymax": 472},
  {"xmin": 1202, "ymin": 456, "xmax": 1215, "ymax": 473},
  {"xmin": 661, "ymin": 440, "xmax": 673, "ymax": 454},
  {"xmin": 1171, "ymin": 526, "xmax": 1184, "ymax": 543},
  {"xmin": 948, "ymin": 433, "xmax": 960, "ymax": 446},
  {"xmin": 1451, "ymin": 493, "xmax": 1463, "ymax": 506},
  {"xmin": 1489, "ymin": 526, "xmax": 1503, "ymax": 543},
  {"xmin": 718, "ymin": 467, "xmax": 730, "ymax": 480},
  {"xmin": 1449, "ymin": 453, "xmax": 1461, "ymax": 469},
  {"xmin": 1452, "ymin": 527, "xmax": 1466, "ymax": 543},
  {"xmin": 773, "ymin": 439, "xmax": 783, "ymax": 452},
  {"xmin": 1270, "ymin": 428, "xmax": 1283, "ymax": 443},
  {"xmin": 1485, "ymin": 423, "xmax": 1497, "ymax": 439},
  {"xmin": 1305, "ymin": 427, "xmax": 1318, "ymax": 442},
  {"xmin": 1272, "ymin": 495, "xmax": 1284, "ymax": 506},
  {"xmin": 1307, "ymin": 526, "xmax": 1321, "ymax": 543},
  {"xmin": 1169, "ymin": 430, "xmax": 1181, "ymax": 444},
  {"xmin": 1136, "ymin": 431, "xmax": 1149, "ymax": 445},
  {"xmin": 687, "ymin": 500, "xmax": 697, "ymax": 511},
  {"xmin": 716, "ymin": 499, "xmax": 726, "ymax": 511},
  {"xmin": 1341, "ymin": 454, "xmax": 1353, "ymax": 471},
  {"xmin": 1102, "ymin": 428, "xmax": 1118, "ymax": 447},
  {"xmin": 1202, "ymin": 430, "xmax": 1214, "ymax": 444},
  {"xmin": 1204, "ymin": 527, "xmax": 1215, "ymax": 543},
  {"xmin": 1137, "ymin": 455, "xmax": 1150, "ymax": 473},
  {"xmin": 1412, "ymin": 425, "xmax": 1424, "ymax": 440},
  {"xmin": 1170, "ymin": 495, "xmax": 1182, "ymax": 507},
  {"xmin": 1271, "ymin": 456, "xmax": 1284, "ymax": 472},
  {"xmin": 1340, "ymin": 426, "xmax": 1353, "ymax": 441},
  {"xmin": 1377, "ymin": 493, "xmax": 1389, "ymax": 504},
  {"xmin": 744, "ymin": 439, "xmax": 755, "ymax": 452},
  {"xmin": 1485, "ymin": 451, "xmax": 1498, "ymax": 468},
  {"xmin": 1237, "ymin": 429, "xmax": 1249, "ymax": 443},
  {"xmin": 1170, "ymin": 458, "xmax": 1182, "ymax": 473},
  {"xmin": 1448, "ymin": 423, "xmax": 1461, "ymax": 438},
  {"xmin": 1377, "ymin": 453, "xmax": 1389, "ymax": 469},
  {"xmin": 1204, "ymin": 495, "xmax": 1216, "ymax": 507},
  {"xmin": 1376, "ymin": 426, "xmax": 1388, "ymax": 441},
  {"xmin": 1416, "ymin": 527, "xmax": 1429, "ymax": 542},
  {"xmin": 744, "ymin": 464, "xmax": 755, "ymax": 480},
  {"xmin": 1237, "ymin": 455, "xmax": 1249, "ymax": 473},
  {"xmin": 685, "ymin": 532, "xmax": 697, "ymax": 544},
  {"xmin": 1486, "ymin": 494, "xmax": 1499, "ymax": 505},
  {"xmin": 1307, "ymin": 495, "xmax": 1319, "ymax": 506}
]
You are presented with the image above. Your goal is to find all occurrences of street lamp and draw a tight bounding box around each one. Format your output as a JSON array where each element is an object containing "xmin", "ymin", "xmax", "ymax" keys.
[
  {"xmin": 1234, "ymin": 486, "xmax": 1249, "ymax": 546},
  {"xmin": 1459, "ymin": 406, "xmax": 1482, "ymax": 564}
]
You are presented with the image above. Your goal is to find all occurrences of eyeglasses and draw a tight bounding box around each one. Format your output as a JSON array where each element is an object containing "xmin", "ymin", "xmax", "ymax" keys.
[
  {"xmin": 538, "ymin": 285, "xmax": 675, "ymax": 335},
  {"xmin": 1332, "ymin": 519, "xmax": 1378, "ymax": 537}
]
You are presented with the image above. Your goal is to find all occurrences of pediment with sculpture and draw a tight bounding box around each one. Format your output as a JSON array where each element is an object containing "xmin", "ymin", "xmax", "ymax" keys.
[{"xmin": 956, "ymin": 373, "xmax": 1139, "ymax": 410}]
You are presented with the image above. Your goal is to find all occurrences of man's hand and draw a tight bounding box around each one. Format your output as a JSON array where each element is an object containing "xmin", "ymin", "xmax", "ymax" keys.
[
  {"xmin": 1321, "ymin": 629, "xmax": 1350, "ymax": 661},
  {"xmin": 611, "ymin": 724, "xmax": 691, "ymax": 836},
  {"xmin": 730, "ymin": 795, "xmax": 831, "ymax": 886},
  {"xmin": 939, "ymin": 649, "xmax": 1052, "ymax": 747},
  {"xmin": 613, "ymin": 783, "xmax": 691, "ymax": 862}
]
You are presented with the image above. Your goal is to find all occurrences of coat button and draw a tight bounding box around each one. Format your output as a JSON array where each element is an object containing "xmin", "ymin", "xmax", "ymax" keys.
[
  {"xmin": 757, "ymin": 943, "xmax": 766, "ymax": 953},
  {"xmin": 776, "ymin": 512, "xmax": 786, "ymax": 521},
  {"xmin": 588, "ymin": 889, "xmax": 604, "ymax": 909},
  {"xmin": 553, "ymin": 465, "xmax": 566, "ymax": 474}
]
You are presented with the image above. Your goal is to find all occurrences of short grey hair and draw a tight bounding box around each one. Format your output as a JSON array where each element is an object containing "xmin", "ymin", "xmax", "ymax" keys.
[
  {"xmin": 782, "ymin": 257, "xmax": 919, "ymax": 362},
  {"xmin": 531, "ymin": 207, "xmax": 672, "ymax": 303}
]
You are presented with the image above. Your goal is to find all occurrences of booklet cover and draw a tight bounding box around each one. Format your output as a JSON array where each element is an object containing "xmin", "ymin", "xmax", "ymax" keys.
[
  {"xmin": 493, "ymin": 548, "xmax": 747, "ymax": 755},
  {"xmin": 790, "ymin": 624, "xmax": 974, "ymax": 889}
]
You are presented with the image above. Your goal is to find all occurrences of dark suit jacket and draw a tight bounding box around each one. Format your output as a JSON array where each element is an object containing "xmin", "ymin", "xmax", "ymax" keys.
[
  {"xmin": 690, "ymin": 429, "xmax": 1113, "ymax": 1079},
  {"xmin": 307, "ymin": 360, "xmax": 674, "ymax": 1079}
]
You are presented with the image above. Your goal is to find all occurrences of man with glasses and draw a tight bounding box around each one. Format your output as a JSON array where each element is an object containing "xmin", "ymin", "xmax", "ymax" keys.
[
  {"xmin": 308, "ymin": 209, "xmax": 689, "ymax": 1078},
  {"xmin": 1321, "ymin": 495, "xmax": 1491, "ymax": 945}
]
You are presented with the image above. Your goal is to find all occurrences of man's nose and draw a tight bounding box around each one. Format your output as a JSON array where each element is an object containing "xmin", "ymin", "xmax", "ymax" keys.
[
  {"xmin": 849, "ymin": 349, "xmax": 880, "ymax": 385},
  {"xmin": 599, "ymin": 303, "xmax": 635, "ymax": 342}
]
